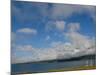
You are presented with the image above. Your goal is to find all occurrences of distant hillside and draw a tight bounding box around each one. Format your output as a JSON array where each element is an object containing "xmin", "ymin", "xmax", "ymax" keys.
[
  {"xmin": 13, "ymin": 54, "xmax": 96, "ymax": 65},
  {"xmin": 56, "ymin": 54, "xmax": 96, "ymax": 62}
]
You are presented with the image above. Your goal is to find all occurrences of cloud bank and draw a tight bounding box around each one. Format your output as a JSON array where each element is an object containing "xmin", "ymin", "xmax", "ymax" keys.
[{"xmin": 11, "ymin": 23, "xmax": 95, "ymax": 64}]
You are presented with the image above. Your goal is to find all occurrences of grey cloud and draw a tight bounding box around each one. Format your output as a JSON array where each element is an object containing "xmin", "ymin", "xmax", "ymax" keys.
[
  {"xmin": 12, "ymin": 1, "xmax": 96, "ymax": 23},
  {"xmin": 50, "ymin": 4, "xmax": 96, "ymax": 20},
  {"xmin": 12, "ymin": 1, "xmax": 49, "ymax": 24}
]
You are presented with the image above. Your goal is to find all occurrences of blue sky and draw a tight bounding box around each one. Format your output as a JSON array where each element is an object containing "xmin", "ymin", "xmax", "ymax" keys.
[{"xmin": 11, "ymin": 1, "xmax": 96, "ymax": 63}]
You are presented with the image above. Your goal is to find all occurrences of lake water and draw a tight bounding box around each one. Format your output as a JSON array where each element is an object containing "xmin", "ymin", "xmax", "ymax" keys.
[{"xmin": 11, "ymin": 59, "xmax": 95, "ymax": 74}]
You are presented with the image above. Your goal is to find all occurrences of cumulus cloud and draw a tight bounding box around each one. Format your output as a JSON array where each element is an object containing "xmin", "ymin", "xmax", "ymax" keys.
[
  {"xmin": 64, "ymin": 23, "xmax": 96, "ymax": 55},
  {"xmin": 17, "ymin": 28, "xmax": 37, "ymax": 35},
  {"xmin": 12, "ymin": 37, "xmax": 95, "ymax": 64},
  {"xmin": 50, "ymin": 41, "xmax": 63, "ymax": 47},
  {"xmin": 55, "ymin": 21, "xmax": 65, "ymax": 31},
  {"xmin": 37, "ymin": 48, "xmax": 57, "ymax": 61},
  {"xmin": 45, "ymin": 21, "xmax": 65, "ymax": 32},
  {"xmin": 11, "ymin": 22, "xmax": 95, "ymax": 64},
  {"xmin": 67, "ymin": 23, "xmax": 80, "ymax": 32},
  {"xmin": 12, "ymin": 23, "xmax": 95, "ymax": 64},
  {"xmin": 12, "ymin": 2, "xmax": 96, "ymax": 63}
]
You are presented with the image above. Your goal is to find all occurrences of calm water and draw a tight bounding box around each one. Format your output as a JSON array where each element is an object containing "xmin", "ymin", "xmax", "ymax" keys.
[{"xmin": 11, "ymin": 59, "xmax": 95, "ymax": 74}]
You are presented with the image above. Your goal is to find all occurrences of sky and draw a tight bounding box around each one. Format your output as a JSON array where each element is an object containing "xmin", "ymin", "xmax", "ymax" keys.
[{"xmin": 11, "ymin": 1, "xmax": 96, "ymax": 63}]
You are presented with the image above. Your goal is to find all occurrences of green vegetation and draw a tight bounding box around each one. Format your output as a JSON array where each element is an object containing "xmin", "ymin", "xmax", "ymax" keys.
[{"xmin": 48, "ymin": 65, "xmax": 96, "ymax": 72}]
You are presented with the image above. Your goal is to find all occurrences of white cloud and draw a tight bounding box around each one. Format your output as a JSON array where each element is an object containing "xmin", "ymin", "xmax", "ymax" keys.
[
  {"xmin": 12, "ymin": 23, "xmax": 96, "ymax": 64},
  {"xmin": 16, "ymin": 45, "xmax": 34, "ymax": 51},
  {"xmin": 11, "ymin": 23, "xmax": 95, "ymax": 64},
  {"xmin": 50, "ymin": 41, "xmax": 63, "ymax": 47},
  {"xmin": 12, "ymin": 3, "xmax": 96, "ymax": 64},
  {"xmin": 64, "ymin": 22, "xmax": 96, "ymax": 55},
  {"xmin": 67, "ymin": 23, "xmax": 80, "ymax": 32},
  {"xmin": 55, "ymin": 21, "xmax": 65, "ymax": 31},
  {"xmin": 45, "ymin": 21, "xmax": 65, "ymax": 32},
  {"xmin": 37, "ymin": 48, "xmax": 57, "ymax": 61},
  {"xmin": 17, "ymin": 28, "xmax": 37, "ymax": 35},
  {"xmin": 65, "ymin": 32, "xmax": 95, "ymax": 53},
  {"xmin": 12, "ymin": 38, "xmax": 95, "ymax": 64}
]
